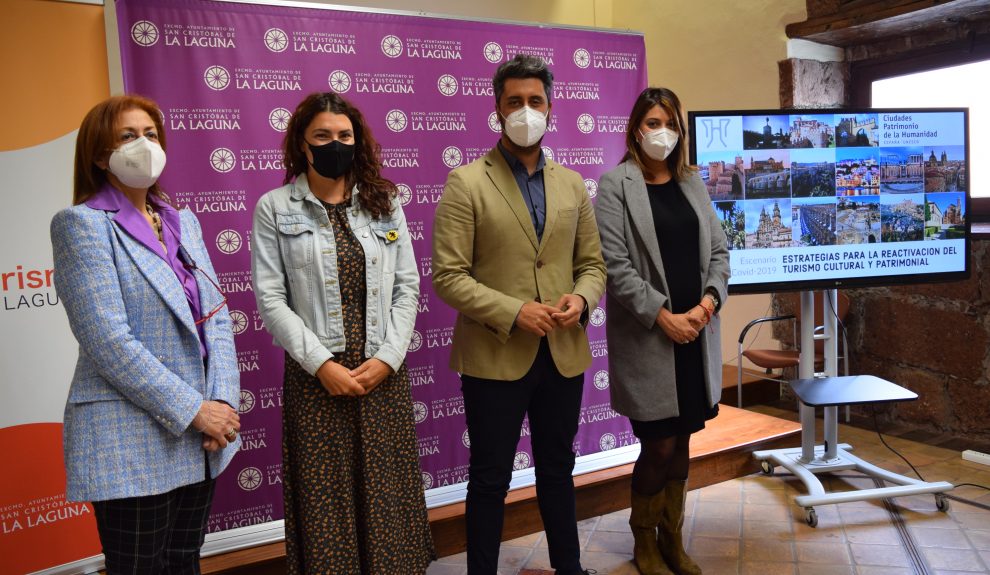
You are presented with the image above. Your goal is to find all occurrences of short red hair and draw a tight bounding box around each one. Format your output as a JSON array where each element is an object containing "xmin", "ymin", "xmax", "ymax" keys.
[{"xmin": 72, "ymin": 94, "xmax": 168, "ymax": 205}]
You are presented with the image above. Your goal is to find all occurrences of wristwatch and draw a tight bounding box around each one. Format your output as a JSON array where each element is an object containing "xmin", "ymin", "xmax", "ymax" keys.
[{"xmin": 705, "ymin": 290, "xmax": 720, "ymax": 312}]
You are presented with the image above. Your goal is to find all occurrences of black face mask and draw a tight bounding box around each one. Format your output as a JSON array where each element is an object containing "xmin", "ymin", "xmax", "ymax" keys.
[{"xmin": 308, "ymin": 140, "xmax": 354, "ymax": 180}]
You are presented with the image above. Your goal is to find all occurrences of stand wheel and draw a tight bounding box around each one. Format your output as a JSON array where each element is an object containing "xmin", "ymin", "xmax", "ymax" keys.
[
  {"xmin": 804, "ymin": 507, "xmax": 818, "ymax": 528},
  {"xmin": 760, "ymin": 460, "xmax": 774, "ymax": 475},
  {"xmin": 935, "ymin": 494, "xmax": 950, "ymax": 512}
]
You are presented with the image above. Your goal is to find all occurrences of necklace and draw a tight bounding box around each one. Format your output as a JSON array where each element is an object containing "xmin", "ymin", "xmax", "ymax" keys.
[{"xmin": 146, "ymin": 201, "xmax": 167, "ymax": 253}]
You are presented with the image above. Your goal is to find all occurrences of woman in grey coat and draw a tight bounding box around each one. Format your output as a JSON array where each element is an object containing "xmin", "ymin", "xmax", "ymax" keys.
[{"xmin": 595, "ymin": 87, "xmax": 729, "ymax": 575}]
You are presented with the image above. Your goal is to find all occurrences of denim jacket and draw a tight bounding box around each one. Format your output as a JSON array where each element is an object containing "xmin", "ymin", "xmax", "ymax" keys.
[{"xmin": 251, "ymin": 174, "xmax": 420, "ymax": 375}]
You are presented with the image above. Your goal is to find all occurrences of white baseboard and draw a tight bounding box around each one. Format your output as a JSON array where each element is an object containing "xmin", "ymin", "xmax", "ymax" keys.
[{"xmin": 962, "ymin": 449, "xmax": 990, "ymax": 467}]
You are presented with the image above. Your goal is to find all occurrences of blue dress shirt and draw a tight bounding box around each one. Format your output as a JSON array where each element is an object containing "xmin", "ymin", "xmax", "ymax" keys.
[{"xmin": 498, "ymin": 141, "xmax": 546, "ymax": 242}]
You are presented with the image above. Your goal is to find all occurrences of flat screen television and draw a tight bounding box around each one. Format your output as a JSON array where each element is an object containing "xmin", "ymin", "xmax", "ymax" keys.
[{"xmin": 687, "ymin": 107, "xmax": 970, "ymax": 294}]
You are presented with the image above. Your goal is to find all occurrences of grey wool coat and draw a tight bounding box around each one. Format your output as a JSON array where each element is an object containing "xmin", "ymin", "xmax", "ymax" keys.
[{"xmin": 594, "ymin": 160, "xmax": 730, "ymax": 422}]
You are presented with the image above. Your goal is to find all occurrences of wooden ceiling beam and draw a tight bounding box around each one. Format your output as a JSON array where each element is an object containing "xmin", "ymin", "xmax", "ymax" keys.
[{"xmin": 785, "ymin": 0, "xmax": 990, "ymax": 47}]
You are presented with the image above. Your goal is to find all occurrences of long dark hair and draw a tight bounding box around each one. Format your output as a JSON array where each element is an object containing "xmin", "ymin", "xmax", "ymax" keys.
[
  {"xmin": 282, "ymin": 92, "xmax": 395, "ymax": 219},
  {"xmin": 621, "ymin": 87, "xmax": 696, "ymax": 182},
  {"xmin": 73, "ymin": 94, "xmax": 169, "ymax": 205}
]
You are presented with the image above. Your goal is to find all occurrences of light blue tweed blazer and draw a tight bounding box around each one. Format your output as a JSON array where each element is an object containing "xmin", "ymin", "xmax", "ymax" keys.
[{"xmin": 51, "ymin": 204, "xmax": 240, "ymax": 502}]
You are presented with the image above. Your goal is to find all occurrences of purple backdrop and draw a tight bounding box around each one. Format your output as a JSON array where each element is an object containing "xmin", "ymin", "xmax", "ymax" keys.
[{"xmin": 116, "ymin": 0, "xmax": 646, "ymax": 534}]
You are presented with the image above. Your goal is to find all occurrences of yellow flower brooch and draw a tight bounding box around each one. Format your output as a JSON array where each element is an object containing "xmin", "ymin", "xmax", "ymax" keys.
[{"xmin": 385, "ymin": 229, "xmax": 399, "ymax": 242}]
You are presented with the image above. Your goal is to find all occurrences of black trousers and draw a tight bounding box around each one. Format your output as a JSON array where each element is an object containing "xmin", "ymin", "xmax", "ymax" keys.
[
  {"xmin": 461, "ymin": 339, "xmax": 585, "ymax": 575},
  {"xmin": 92, "ymin": 477, "xmax": 216, "ymax": 575}
]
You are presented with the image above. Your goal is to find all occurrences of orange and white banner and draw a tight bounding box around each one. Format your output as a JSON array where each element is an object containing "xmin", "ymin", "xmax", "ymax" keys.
[{"xmin": 0, "ymin": 1, "xmax": 109, "ymax": 573}]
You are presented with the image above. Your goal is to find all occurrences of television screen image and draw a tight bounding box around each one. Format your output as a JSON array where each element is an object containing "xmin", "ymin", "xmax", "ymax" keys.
[
  {"xmin": 689, "ymin": 108, "xmax": 969, "ymax": 293},
  {"xmin": 925, "ymin": 192, "xmax": 966, "ymax": 239},
  {"xmin": 790, "ymin": 148, "xmax": 836, "ymax": 197},
  {"xmin": 713, "ymin": 200, "xmax": 745, "ymax": 250},
  {"xmin": 743, "ymin": 150, "xmax": 791, "ymax": 199},
  {"xmin": 835, "ymin": 147, "xmax": 880, "ymax": 196},
  {"xmin": 879, "ymin": 147, "xmax": 925, "ymax": 193},
  {"xmin": 792, "ymin": 197, "xmax": 836, "ymax": 247},
  {"xmin": 924, "ymin": 145, "xmax": 966, "ymax": 192},
  {"xmin": 743, "ymin": 114, "xmax": 790, "ymax": 149},
  {"xmin": 699, "ymin": 151, "xmax": 746, "ymax": 201},
  {"xmin": 788, "ymin": 114, "xmax": 835, "ymax": 148},
  {"xmin": 835, "ymin": 195, "xmax": 880, "ymax": 245},
  {"xmin": 744, "ymin": 198, "xmax": 792, "ymax": 249},
  {"xmin": 836, "ymin": 113, "xmax": 879, "ymax": 147},
  {"xmin": 880, "ymin": 193, "xmax": 926, "ymax": 242}
]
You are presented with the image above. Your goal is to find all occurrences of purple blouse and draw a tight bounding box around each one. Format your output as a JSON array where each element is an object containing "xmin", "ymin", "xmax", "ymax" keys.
[{"xmin": 86, "ymin": 184, "xmax": 207, "ymax": 357}]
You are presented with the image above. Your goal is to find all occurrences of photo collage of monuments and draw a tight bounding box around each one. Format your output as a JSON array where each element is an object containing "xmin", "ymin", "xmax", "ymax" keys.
[{"xmin": 696, "ymin": 113, "xmax": 967, "ymax": 250}]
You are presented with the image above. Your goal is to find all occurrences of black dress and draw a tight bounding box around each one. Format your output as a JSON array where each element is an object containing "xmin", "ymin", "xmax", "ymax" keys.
[
  {"xmin": 281, "ymin": 201, "xmax": 435, "ymax": 574},
  {"xmin": 630, "ymin": 180, "xmax": 718, "ymax": 439}
]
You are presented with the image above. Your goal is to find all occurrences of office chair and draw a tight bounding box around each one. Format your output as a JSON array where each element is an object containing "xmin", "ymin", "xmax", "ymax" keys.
[{"xmin": 736, "ymin": 292, "xmax": 850, "ymax": 414}]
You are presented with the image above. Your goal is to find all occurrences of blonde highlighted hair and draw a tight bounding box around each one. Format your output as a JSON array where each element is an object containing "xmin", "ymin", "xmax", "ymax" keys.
[{"xmin": 621, "ymin": 87, "xmax": 696, "ymax": 182}]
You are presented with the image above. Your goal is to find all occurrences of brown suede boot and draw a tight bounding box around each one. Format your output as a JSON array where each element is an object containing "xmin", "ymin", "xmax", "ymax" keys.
[
  {"xmin": 656, "ymin": 480, "xmax": 702, "ymax": 575},
  {"xmin": 629, "ymin": 490, "xmax": 675, "ymax": 575}
]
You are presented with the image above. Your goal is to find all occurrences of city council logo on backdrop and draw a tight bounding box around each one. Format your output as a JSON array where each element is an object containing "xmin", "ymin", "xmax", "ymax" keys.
[
  {"xmin": 541, "ymin": 146, "xmax": 554, "ymax": 162},
  {"xmin": 203, "ymin": 65, "xmax": 231, "ymax": 91},
  {"xmin": 264, "ymin": 28, "xmax": 288, "ymax": 52},
  {"xmin": 513, "ymin": 452, "xmax": 531, "ymax": 470},
  {"xmin": 584, "ymin": 179, "xmax": 598, "ymax": 199},
  {"xmin": 599, "ymin": 433, "xmax": 617, "ymax": 451},
  {"xmin": 328, "ymin": 70, "xmax": 352, "ymax": 93},
  {"xmin": 396, "ymin": 183, "xmax": 412, "ymax": 206},
  {"xmin": 269, "ymin": 108, "xmax": 291, "ymax": 132},
  {"xmin": 437, "ymin": 74, "xmax": 458, "ymax": 97},
  {"xmin": 593, "ymin": 370, "xmax": 610, "ymax": 391},
  {"xmin": 238, "ymin": 389, "xmax": 256, "ymax": 414},
  {"xmin": 210, "ymin": 148, "xmax": 236, "ymax": 173},
  {"xmin": 131, "ymin": 20, "xmax": 159, "ymax": 46},
  {"xmin": 421, "ymin": 472, "xmax": 434, "ymax": 490},
  {"xmin": 386, "ymin": 109, "xmax": 408, "ymax": 133},
  {"xmin": 216, "ymin": 230, "xmax": 243, "ymax": 255},
  {"xmin": 442, "ymin": 146, "xmax": 463, "ymax": 168},
  {"xmin": 408, "ymin": 329, "xmax": 423, "ymax": 352},
  {"xmin": 573, "ymin": 48, "xmax": 591, "ymax": 69},
  {"xmin": 412, "ymin": 401, "xmax": 428, "ymax": 424},
  {"xmin": 488, "ymin": 112, "xmax": 502, "ymax": 133},
  {"xmin": 577, "ymin": 113, "xmax": 596, "ymax": 134},
  {"xmin": 590, "ymin": 306, "xmax": 606, "ymax": 327},
  {"xmin": 229, "ymin": 310, "xmax": 248, "ymax": 335},
  {"xmin": 483, "ymin": 42, "xmax": 503, "ymax": 63},
  {"xmin": 237, "ymin": 467, "xmax": 263, "ymax": 491},
  {"xmin": 381, "ymin": 35, "xmax": 403, "ymax": 58}
]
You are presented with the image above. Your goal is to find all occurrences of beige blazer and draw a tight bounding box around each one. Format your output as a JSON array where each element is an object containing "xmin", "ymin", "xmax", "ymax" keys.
[{"xmin": 432, "ymin": 147, "xmax": 607, "ymax": 380}]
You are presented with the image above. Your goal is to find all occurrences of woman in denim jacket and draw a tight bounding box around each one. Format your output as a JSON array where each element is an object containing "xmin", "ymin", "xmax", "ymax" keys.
[{"xmin": 251, "ymin": 92, "xmax": 434, "ymax": 574}]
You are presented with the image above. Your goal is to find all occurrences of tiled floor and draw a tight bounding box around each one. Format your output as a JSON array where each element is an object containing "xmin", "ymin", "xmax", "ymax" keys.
[{"xmin": 426, "ymin": 406, "xmax": 990, "ymax": 574}]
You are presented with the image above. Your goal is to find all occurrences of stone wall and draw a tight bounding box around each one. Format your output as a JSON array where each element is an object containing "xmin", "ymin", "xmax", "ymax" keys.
[
  {"xmin": 778, "ymin": 58, "xmax": 848, "ymax": 108},
  {"xmin": 846, "ymin": 238, "xmax": 990, "ymax": 440}
]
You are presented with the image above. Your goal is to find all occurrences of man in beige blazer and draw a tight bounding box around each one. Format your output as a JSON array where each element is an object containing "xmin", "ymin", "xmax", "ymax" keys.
[{"xmin": 433, "ymin": 54, "xmax": 606, "ymax": 575}]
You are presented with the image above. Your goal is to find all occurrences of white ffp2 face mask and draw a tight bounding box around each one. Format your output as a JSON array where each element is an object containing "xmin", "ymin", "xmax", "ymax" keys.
[
  {"xmin": 502, "ymin": 106, "xmax": 549, "ymax": 148},
  {"xmin": 108, "ymin": 136, "xmax": 167, "ymax": 189},
  {"xmin": 639, "ymin": 127, "xmax": 679, "ymax": 161}
]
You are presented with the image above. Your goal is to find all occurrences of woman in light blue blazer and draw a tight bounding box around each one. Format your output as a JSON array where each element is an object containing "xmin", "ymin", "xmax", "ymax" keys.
[
  {"xmin": 51, "ymin": 95, "xmax": 241, "ymax": 575},
  {"xmin": 595, "ymin": 87, "xmax": 730, "ymax": 575}
]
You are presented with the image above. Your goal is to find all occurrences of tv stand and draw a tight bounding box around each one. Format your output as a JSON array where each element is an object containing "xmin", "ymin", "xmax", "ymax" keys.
[{"xmin": 752, "ymin": 291, "xmax": 953, "ymax": 527}]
